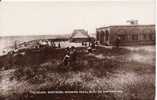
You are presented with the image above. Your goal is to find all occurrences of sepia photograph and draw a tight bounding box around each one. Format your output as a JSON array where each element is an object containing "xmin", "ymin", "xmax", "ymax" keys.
[{"xmin": 0, "ymin": 0, "xmax": 155, "ymax": 100}]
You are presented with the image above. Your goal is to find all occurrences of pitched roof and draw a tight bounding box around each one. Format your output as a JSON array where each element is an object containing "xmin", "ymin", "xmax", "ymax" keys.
[{"xmin": 71, "ymin": 29, "xmax": 90, "ymax": 38}]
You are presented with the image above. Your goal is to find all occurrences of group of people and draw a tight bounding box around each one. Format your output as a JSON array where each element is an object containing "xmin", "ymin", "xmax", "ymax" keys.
[
  {"xmin": 36, "ymin": 40, "xmax": 61, "ymax": 49},
  {"xmin": 63, "ymin": 41, "xmax": 97, "ymax": 66},
  {"xmin": 63, "ymin": 46, "xmax": 77, "ymax": 66}
]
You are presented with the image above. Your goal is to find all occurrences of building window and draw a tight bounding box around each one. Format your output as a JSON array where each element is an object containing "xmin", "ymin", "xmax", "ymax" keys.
[
  {"xmin": 118, "ymin": 34, "xmax": 127, "ymax": 40},
  {"xmin": 149, "ymin": 34, "xmax": 154, "ymax": 40},
  {"xmin": 142, "ymin": 34, "xmax": 147, "ymax": 40},
  {"xmin": 132, "ymin": 34, "xmax": 138, "ymax": 40},
  {"xmin": 105, "ymin": 31, "xmax": 109, "ymax": 41},
  {"xmin": 99, "ymin": 31, "xmax": 105, "ymax": 43}
]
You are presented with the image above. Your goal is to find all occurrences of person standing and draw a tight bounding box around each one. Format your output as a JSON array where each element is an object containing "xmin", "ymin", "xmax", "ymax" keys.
[
  {"xmin": 65, "ymin": 47, "xmax": 70, "ymax": 55},
  {"xmin": 116, "ymin": 36, "xmax": 121, "ymax": 48},
  {"xmin": 69, "ymin": 46, "xmax": 77, "ymax": 65},
  {"xmin": 63, "ymin": 54, "xmax": 70, "ymax": 66},
  {"xmin": 58, "ymin": 42, "xmax": 61, "ymax": 48}
]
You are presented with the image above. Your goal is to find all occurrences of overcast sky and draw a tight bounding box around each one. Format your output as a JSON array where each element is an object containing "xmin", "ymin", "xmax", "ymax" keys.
[{"xmin": 0, "ymin": 1, "xmax": 155, "ymax": 36}]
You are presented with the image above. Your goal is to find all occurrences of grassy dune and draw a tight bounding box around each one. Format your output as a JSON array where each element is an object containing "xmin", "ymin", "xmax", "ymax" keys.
[{"xmin": 0, "ymin": 46, "xmax": 155, "ymax": 100}]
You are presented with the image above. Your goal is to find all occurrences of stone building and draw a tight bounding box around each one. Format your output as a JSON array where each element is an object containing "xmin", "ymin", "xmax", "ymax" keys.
[{"xmin": 96, "ymin": 24, "xmax": 155, "ymax": 46}]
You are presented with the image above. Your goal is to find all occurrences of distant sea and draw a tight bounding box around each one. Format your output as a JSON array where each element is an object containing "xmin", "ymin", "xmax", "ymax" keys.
[{"xmin": 0, "ymin": 35, "xmax": 70, "ymax": 55}]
